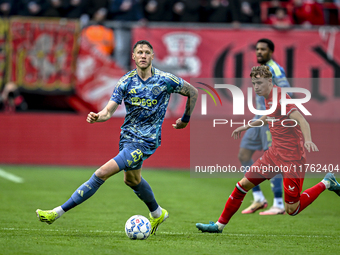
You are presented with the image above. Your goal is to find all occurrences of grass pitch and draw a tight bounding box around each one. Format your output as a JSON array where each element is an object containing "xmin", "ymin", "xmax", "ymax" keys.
[{"xmin": 0, "ymin": 165, "xmax": 339, "ymax": 255}]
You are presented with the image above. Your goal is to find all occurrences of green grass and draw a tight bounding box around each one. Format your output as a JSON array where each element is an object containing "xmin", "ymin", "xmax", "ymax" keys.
[{"xmin": 0, "ymin": 165, "xmax": 339, "ymax": 255}]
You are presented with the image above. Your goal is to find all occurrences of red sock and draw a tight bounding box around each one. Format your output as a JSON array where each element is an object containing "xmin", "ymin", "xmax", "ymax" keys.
[
  {"xmin": 291, "ymin": 182, "xmax": 326, "ymax": 215},
  {"xmin": 218, "ymin": 182, "xmax": 248, "ymax": 224}
]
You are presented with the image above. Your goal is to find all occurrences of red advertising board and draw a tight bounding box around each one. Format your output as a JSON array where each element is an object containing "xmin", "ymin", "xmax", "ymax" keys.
[{"xmin": 133, "ymin": 27, "xmax": 340, "ymax": 121}]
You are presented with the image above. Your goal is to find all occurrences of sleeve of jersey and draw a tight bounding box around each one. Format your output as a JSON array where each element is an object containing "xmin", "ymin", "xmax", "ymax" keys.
[
  {"xmin": 272, "ymin": 67, "xmax": 290, "ymax": 88},
  {"xmin": 110, "ymin": 79, "xmax": 125, "ymax": 104},
  {"xmin": 164, "ymin": 73, "xmax": 184, "ymax": 93}
]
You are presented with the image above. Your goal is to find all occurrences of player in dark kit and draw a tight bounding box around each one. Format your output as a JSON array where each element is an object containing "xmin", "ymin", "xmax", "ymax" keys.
[
  {"xmin": 36, "ymin": 40, "xmax": 198, "ymax": 236},
  {"xmin": 196, "ymin": 65, "xmax": 340, "ymax": 233}
]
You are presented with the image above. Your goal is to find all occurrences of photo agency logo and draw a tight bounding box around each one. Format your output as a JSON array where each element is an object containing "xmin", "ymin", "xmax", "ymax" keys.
[
  {"xmin": 197, "ymin": 84, "xmax": 312, "ymax": 128},
  {"xmin": 196, "ymin": 82, "xmax": 223, "ymax": 113}
]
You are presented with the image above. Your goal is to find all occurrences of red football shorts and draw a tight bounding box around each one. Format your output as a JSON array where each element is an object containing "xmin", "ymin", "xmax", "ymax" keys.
[{"xmin": 244, "ymin": 149, "xmax": 306, "ymax": 204}]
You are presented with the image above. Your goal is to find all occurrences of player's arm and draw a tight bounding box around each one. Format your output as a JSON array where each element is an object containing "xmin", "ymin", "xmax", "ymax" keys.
[
  {"xmin": 172, "ymin": 80, "xmax": 198, "ymax": 129},
  {"xmin": 289, "ymin": 110, "xmax": 319, "ymax": 152},
  {"xmin": 231, "ymin": 115, "xmax": 268, "ymax": 139},
  {"xmin": 86, "ymin": 100, "xmax": 119, "ymax": 124}
]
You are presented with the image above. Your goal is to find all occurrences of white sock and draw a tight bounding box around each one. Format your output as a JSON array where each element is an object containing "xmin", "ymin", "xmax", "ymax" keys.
[
  {"xmin": 253, "ymin": 191, "xmax": 265, "ymax": 202},
  {"xmin": 53, "ymin": 206, "xmax": 65, "ymax": 219},
  {"xmin": 273, "ymin": 198, "xmax": 284, "ymax": 209},
  {"xmin": 150, "ymin": 206, "xmax": 162, "ymax": 218},
  {"xmin": 216, "ymin": 221, "xmax": 226, "ymax": 231},
  {"xmin": 321, "ymin": 180, "xmax": 330, "ymax": 189}
]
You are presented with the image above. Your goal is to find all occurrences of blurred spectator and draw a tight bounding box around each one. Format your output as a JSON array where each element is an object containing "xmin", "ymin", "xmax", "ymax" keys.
[
  {"xmin": 0, "ymin": 0, "xmax": 16, "ymax": 16},
  {"xmin": 64, "ymin": 0, "xmax": 89, "ymax": 18},
  {"xmin": 108, "ymin": 0, "xmax": 144, "ymax": 21},
  {"xmin": 172, "ymin": 0, "xmax": 200, "ymax": 22},
  {"xmin": 108, "ymin": 0, "xmax": 145, "ymax": 70},
  {"xmin": 266, "ymin": 0, "xmax": 291, "ymax": 16},
  {"xmin": 200, "ymin": 0, "xmax": 233, "ymax": 23},
  {"xmin": 292, "ymin": 0, "xmax": 325, "ymax": 26},
  {"xmin": 82, "ymin": 24, "xmax": 114, "ymax": 56},
  {"xmin": 43, "ymin": 0, "xmax": 68, "ymax": 17},
  {"xmin": 18, "ymin": 0, "xmax": 49, "ymax": 16},
  {"xmin": 230, "ymin": 0, "xmax": 261, "ymax": 24},
  {"xmin": 87, "ymin": 0, "xmax": 108, "ymax": 22},
  {"xmin": 267, "ymin": 7, "xmax": 293, "ymax": 28},
  {"xmin": 322, "ymin": 0, "xmax": 340, "ymax": 25},
  {"xmin": 0, "ymin": 82, "xmax": 27, "ymax": 112},
  {"xmin": 142, "ymin": 0, "xmax": 173, "ymax": 21}
]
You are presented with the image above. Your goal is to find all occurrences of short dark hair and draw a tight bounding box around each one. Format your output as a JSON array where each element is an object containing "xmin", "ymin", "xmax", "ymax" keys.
[
  {"xmin": 250, "ymin": 66, "xmax": 272, "ymax": 79},
  {"xmin": 256, "ymin": 38, "xmax": 274, "ymax": 52},
  {"xmin": 133, "ymin": 40, "xmax": 153, "ymax": 51}
]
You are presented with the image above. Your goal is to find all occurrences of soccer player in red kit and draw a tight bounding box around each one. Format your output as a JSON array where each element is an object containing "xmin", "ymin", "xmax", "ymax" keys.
[{"xmin": 196, "ymin": 66, "xmax": 340, "ymax": 233}]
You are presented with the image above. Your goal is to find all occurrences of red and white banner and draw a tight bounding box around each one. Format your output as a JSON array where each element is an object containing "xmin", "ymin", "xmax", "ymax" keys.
[
  {"xmin": 133, "ymin": 26, "xmax": 340, "ymax": 120},
  {"xmin": 8, "ymin": 18, "xmax": 79, "ymax": 93},
  {"xmin": 74, "ymin": 37, "xmax": 126, "ymax": 113}
]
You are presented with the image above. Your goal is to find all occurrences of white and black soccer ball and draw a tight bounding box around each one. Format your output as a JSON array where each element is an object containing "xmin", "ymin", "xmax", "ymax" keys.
[{"xmin": 125, "ymin": 215, "xmax": 151, "ymax": 240}]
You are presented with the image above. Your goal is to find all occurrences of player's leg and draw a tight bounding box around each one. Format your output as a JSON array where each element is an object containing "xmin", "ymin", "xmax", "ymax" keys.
[
  {"xmin": 196, "ymin": 153, "xmax": 278, "ymax": 233},
  {"xmin": 124, "ymin": 168, "xmax": 162, "ymax": 218},
  {"xmin": 36, "ymin": 159, "xmax": 120, "ymax": 224},
  {"xmin": 284, "ymin": 176, "xmax": 324, "ymax": 216},
  {"xmin": 285, "ymin": 171, "xmax": 340, "ymax": 216},
  {"xmin": 117, "ymin": 147, "xmax": 161, "ymax": 216},
  {"xmin": 239, "ymin": 128, "xmax": 267, "ymax": 214},
  {"xmin": 124, "ymin": 168, "xmax": 168, "ymax": 235},
  {"xmin": 117, "ymin": 146, "xmax": 168, "ymax": 235},
  {"xmin": 196, "ymin": 176, "xmax": 265, "ymax": 233},
  {"xmin": 259, "ymin": 174, "xmax": 285, "ymax": 215},
  {"xmin": 256, "ymin": 126, "xmax": 284, "ymax": 215}
]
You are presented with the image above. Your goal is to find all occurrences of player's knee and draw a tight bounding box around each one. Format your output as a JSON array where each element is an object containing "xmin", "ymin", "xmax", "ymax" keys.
[
  {"xmin": 287, "ymin": 209, "xmax": 297, "ymax": 216},
  {"xmin": 238, "ymin": 151, "xmax": 250, "ymax": 163},
  {"xmin": 239, "ymin": 177, "xmax": 255, "ymax": 190},
  {"xmin": 124, "ymin": 177, "xmax": 140, "ymax": 187},
  {"xmin": 285, "ymin": 204, "xmax": 299, "ymax": 216},
  {"xmin": 95, "ymin": 168, "xmax": 110, "ymax": 181}
]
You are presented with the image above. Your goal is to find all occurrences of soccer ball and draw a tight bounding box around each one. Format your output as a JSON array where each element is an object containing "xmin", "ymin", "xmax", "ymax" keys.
[{"xmin": 125, "ymin": 215, "xmax": 151, "ymax": 240}]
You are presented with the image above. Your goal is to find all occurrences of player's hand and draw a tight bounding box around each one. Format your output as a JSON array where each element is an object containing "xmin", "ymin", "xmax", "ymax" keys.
[
  {"xmin": 87, "ymin": 112, "xmax": 99, "ymax": 123},
  {"xmin": 172, "ymin": 118, "xmax": 188, "ymax": 129},
  {"xmin": 304, "ymin": 141, "xmax": 319, "ymax": 152},
  {"xmin": 231, "ymin": 126, "xmax": 248, "ymax": 139}
]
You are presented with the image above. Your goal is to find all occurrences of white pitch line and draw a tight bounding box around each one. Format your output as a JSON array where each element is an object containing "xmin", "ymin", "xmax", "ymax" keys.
[
  {"xmin": 0, "ymin": 168, "xmax": 24, "ymax": 183},
  {"xmin": 0, "ymin": 228, "xmax": 333, "ymax": 238}
]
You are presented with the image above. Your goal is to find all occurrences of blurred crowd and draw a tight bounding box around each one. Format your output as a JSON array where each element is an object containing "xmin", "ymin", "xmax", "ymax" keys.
[{"xmin": 0, "ymin": 0, "xmax": 339, "ymax": 26}]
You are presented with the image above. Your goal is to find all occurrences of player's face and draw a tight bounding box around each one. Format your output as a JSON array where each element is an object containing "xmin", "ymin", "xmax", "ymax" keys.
[
  {"xmin": 256, "ymin": 42, "xmax": 272, "ymax": 64},
  {"xmin": 132, "ymin": 44, "xmax": 154, "ymax": 70},
  {"xmin": 252, "ymin": 76, "xmax": 272, "ymax": 98}
]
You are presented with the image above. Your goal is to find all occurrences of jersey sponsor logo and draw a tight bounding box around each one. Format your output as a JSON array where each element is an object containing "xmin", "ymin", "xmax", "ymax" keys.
[
  {"xmin": 288, "ymin": 185, "xmax": 295, "ymax": 191},
  {"xmin": 152, "ymin": 86, "xmax": 161, "ymax": 95},
  {"xmin": 131, "ymin": 97, "xmax": 158, "ymax": 107}
]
